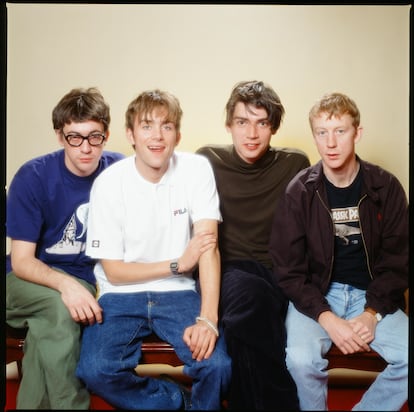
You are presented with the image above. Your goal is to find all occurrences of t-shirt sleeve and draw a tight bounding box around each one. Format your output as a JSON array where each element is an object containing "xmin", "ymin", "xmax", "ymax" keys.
[
  {"xmin": 188, "ymin": 155, "xmax": 222, "ymax": 224},
  {"xmin": 6, "ymin": 166, "xmax": 44, "ymax": 242},
  {"xmin": 85, "ymin": 170, "xmax": 125, "ymax": 260}
]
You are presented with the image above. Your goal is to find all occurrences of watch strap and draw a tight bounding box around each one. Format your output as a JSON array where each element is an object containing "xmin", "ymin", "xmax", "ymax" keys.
[
  {"xmin": 170, "ymin": 260, "xmax": 180, "ymax": 275},
  {"xmin": 364, "ymin": 307, "xmax": 382, "ymax": 322}
]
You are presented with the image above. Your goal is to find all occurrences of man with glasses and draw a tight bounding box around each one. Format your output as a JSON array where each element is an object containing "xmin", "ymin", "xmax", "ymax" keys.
[{"xmin": 6, "ymin": 87, "xmax": 124, "ymax": 409}]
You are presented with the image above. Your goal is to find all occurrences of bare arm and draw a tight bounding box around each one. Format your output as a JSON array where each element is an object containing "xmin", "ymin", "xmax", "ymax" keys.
[
  {"xmin": 100, "ymin": 230, "xmax": 217, "ymax": 284},
  {"xmin": 183, "ymin": 219, "xmax": 221, "ymax": 361},
  {"xmin": 10, "ymin": 239, "xmax": 103, "ymax": 325}
]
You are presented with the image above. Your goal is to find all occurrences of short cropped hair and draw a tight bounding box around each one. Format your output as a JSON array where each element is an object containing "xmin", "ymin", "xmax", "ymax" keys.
[
  {"xmin": 125, "ymin": 89, "xmax": 183, "ymax": 132},
  {"xmin": 309, "ymin": 92, "xmax": 360, "ymax": 129},
  {"xmin": 225, "ymin": 80, "xmax": 285, "ymax": 133},
  {"xmin": 52, "ymin": 87, "xmax": 110, "ymax": 131}
]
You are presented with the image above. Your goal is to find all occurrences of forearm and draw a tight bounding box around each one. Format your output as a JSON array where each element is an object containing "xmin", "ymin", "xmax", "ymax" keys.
[
  {"xmin": 101, "ymin": 226, "xmax": 218, "ymax": 285},
  {"xmin": 10, "ymin": 239, "xmax": 70, "ymax": 291},
  {"xmin": 12, "ymin": 255, "xmax": 69, "ymax": 290},
  {"xmin": 101, "ymin": 259, "xmax": 174, "ymax": 284},
  {"xmin": 197, "ymin": 246, "xmax": 221, "ymax": 325}
]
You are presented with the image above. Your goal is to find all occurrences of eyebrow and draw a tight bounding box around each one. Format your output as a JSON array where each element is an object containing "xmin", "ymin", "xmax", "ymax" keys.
[
  {"xmin": 233, "ymin": 116, "xmax": 269, "ymax": 123},
  {"xmin": 65, "ymin": 129, "xmax": 103, "ymax": 134}
]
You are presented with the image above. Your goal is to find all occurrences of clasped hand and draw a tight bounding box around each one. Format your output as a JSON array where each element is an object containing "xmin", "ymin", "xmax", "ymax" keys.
[{"xmin": 319, "ymin": 311, "xmax": 376, "ymax": 355}]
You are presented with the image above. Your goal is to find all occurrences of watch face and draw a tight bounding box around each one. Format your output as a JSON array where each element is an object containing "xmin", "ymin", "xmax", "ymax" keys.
[{"xmin": 170, "ymin": 261, "xmax": 179, "ymax": 274}]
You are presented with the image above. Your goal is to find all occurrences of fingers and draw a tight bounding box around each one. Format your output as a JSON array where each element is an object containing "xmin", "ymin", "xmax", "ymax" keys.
[
  {"xmin": 70, "ymin": 302, "xmax": 103, "ymax": 325},
  {"xmin": 91, "ymin": 302, "xmax": 104, "ymax": 324},
  {"xmin": 347, "ymin": 318, "xmax": 374, "ymax": 350},
  {"xmin": 182, "ymin": 327, "xmax": 192, "ymax": 346},
  {"xmin": 352, "ymin": 332, "xmax": 371, "ymax": 352},
  {"xmin": 195, "ymin": 233, "xmax": 217, "ymax": 255},
  {"xmin": 194, "ymin": 339, "xmax": 215, "ymax": 361},
  {"xmin": 192, "ymin": 334, "xmax": 215, "ymax": 361},
  {"xmin": 355, "ymin": 335, "xmax": 371, "ymax": 352},
  {"xmin": 350, "ymin": 324, "xmax": 374, "ymax": 347},
  {"xmin": 357, "ymin": 331, "xmax": 374, "ymax": 346},
  {"xmin": 181, "ymin": 232, "xmax": 217, "ymax": 271},
  {"xmin": 199, "ymin": 239, "xmax": 217, "ymax": 253},
  {"xmin": 195, "ymin": 231, "xmax": 216, "ymax": 243},
  {"xmin": 335, "ymin": 328, "xmax": 373, "ymax": 354},
  {"xmin": 184, "ymin": 323, "xmax": 217, "ymax": 361}
]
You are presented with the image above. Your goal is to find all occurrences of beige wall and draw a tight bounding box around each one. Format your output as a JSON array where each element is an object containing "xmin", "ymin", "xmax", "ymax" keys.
[{"xmin": 6, "ymin": 3, "xmax": 410, "ymax": 196}]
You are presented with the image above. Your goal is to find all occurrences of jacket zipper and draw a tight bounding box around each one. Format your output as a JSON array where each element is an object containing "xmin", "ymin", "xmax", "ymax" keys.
[
  {"xmin": 316, "ymin": 189, "xmax": 335, "ymax": 286},
  {"xmin": 357, "ymin": 194, "xmax": 373, "ymax": 280}
]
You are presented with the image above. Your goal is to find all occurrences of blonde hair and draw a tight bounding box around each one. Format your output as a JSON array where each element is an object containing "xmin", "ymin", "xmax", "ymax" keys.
[
  {"xmin": 125, "ymin": 89, "xmax": 183, "ymax": 132},
  {"xmin": 309, "ymin": 92, "xmax": 360, "ymax": 129}
]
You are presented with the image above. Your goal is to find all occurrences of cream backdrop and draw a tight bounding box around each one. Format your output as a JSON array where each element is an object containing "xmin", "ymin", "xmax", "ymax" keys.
[{"xmin": 6, "ymin": 3, "xmax": 410, "ymax": 197}]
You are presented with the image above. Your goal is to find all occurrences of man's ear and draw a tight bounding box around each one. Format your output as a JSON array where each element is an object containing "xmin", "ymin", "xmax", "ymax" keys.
[
  {"xmin": 56, "ymin": 129, "xmax": 65, "ymax": 147},
  {"xmin": 126, "ymin": 128, "xmax": 134, "ymax": 145},
  {"xmin": 175, "ymin": 132, "xmax": 182, "ymax": 146},
  {"xmin": 354, "ymin": 126, "xmax": 363, "ymax": 144}
]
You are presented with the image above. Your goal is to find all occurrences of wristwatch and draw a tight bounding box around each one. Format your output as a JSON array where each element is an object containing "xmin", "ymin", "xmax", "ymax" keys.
[
  {"xmin": 170, "ymin": 260, "xmax": 180, "ymax": 276},
  {"xmin": 365, "ymin": 307, "xmax": 383, "ymax": 322}
]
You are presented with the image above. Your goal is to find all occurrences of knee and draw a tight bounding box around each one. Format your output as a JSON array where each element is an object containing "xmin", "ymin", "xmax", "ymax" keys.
[
  {"xmin": 77, "ymin": 355, "xmax": 109, "ymax": 390},
  {"xmin": 223, "ymin": 276, "xmax": 278, "ymax": 318},
  {"xmin": 202, "ymin": 350, "xmax": 232, "ymax": 383},
  {"xmin": 388, "ymin": 350, "xmax": 408, "ymax": 370},
  {"xmin": 222, "ymin": 285, "xmax": 285, "ymax": 342},
  {"xmin": 286, "ymin": 344, "xmax": 324, "ymax": 374}
]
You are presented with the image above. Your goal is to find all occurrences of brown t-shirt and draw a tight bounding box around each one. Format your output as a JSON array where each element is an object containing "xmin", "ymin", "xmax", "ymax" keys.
[{"xmin": 196, "ymin": 145, "xmax": 310, "ymax": 269}]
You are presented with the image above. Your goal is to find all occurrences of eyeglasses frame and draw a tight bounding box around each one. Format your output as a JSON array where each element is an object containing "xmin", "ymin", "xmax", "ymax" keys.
[{"xmin": 62, "ymin": 131, "xmax": 107, "ymax": 147}]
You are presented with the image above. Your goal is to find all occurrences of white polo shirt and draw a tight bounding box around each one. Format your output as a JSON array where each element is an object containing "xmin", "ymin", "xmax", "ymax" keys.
[{"xmin": 86, "ymin": 152, "xmax": 221, "ymax": 297}]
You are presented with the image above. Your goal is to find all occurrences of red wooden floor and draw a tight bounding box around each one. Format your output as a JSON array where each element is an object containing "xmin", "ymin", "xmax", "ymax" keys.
[{"xmin": 3, "ymin": 378, "xmax": 410, "ymax": 411}]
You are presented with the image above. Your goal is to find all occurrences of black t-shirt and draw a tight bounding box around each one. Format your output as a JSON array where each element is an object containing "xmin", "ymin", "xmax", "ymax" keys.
[{"xmin": 325, "ymin": 169, "xmax": 371, "ymax": 290}]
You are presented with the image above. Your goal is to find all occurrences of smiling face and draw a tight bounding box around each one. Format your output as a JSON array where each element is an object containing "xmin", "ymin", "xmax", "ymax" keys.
[
  {"xmin": 58, "ymin": 120, "xmax": 107, "ymax": 177},
  {"xmin": 126, "ymin": 106, "xmax": 181, "ymax": 183},
  {"xmin": 226, "ymin": 102, "xmax": 275, "ymax": 164}
]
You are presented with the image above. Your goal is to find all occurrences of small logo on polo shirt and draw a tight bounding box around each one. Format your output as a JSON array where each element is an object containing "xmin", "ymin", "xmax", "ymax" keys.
[{"xmin": 173, "ymin": 208, "xmax": 187, "ymax": 216}]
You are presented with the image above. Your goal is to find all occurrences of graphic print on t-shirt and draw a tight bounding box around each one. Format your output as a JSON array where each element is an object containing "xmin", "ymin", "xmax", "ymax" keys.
[
  {"xmin": 332, "ymin": 206, "xmax": 361, "ymax": 245},
  {"xmin": 45, "ymin": 203, "xmax": 88, "ymax": 255}
]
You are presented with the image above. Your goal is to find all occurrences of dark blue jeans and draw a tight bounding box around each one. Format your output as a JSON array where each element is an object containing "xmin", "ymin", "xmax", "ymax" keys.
[
  {"xmin": 76, "ymin": 290, "xmax": 231, "ymax": 410},
  {"xmin": 219, "ymin": 260, "xmax": 299, "ymax": 410}
]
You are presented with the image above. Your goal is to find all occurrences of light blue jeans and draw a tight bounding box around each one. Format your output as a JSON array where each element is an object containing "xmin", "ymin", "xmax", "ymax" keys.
[
  {"xmin": 285, "ymin": 282, "xmax": 408, "ymax": 411},
  {"xmin": 76, "ymin": 290, "xmax": 232, "ymax": 410}
]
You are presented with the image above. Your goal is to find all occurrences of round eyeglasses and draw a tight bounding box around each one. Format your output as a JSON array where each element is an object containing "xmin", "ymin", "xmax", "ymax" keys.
[{"xmin": 63, "ymin": 132, "xmax": 106, "ymax": 147}]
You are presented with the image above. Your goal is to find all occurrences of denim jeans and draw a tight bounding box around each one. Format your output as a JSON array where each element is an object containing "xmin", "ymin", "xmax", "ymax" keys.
[
  {"xmin": 285, "ymin": 282, "xmax": 408, "ymax": 411},
  {"xmin": 76, "ymin": 290, "xmax": 231, "ymax": 410}
]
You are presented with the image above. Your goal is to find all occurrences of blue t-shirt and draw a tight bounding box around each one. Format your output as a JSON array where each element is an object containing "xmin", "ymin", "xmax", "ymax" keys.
[{"xmin": 6, "ymin": 149, "xmax": 124, "ymax": 285}]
